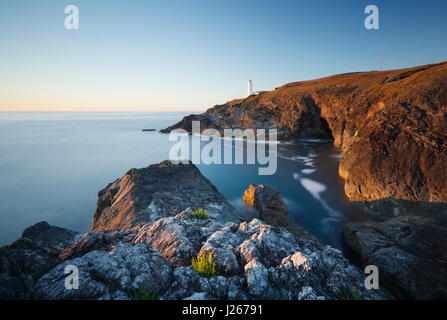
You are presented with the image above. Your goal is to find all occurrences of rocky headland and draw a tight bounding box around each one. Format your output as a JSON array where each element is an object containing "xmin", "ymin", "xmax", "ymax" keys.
[
  {"xmin": 1, "ymin": 62, "xmax": 446, "ymax": 300},
  {"xmin": 160, "ymin": 62, "xmax": 447, "ymax": 299},
  {"xmin": 161, "ymin": 61, "xmax": 447, "ymax": 205},
  {"xmin": 0, "ymin": 161, "xmax": 395, "ymax": 300}
]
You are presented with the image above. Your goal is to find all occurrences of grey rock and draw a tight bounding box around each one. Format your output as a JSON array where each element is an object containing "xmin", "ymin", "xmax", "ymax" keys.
[
  {"xmin": 198, "ymin": 219, "xmax": 392, "ymax": 300},
  {"xmin": 0, "ymin": 273, "xmax": 34, "ymax": 300},
  {"xmin": 298, "ymin": 286, "xmax": 324, "ymax": 300},
  {"xmin": 184, "ymin": 292, "xmax": 213, "ymax": 300},
  {"xmin": 343, "ymin": 214, "xmax": 447, "ymax": 299},
  {"xmin": 244, "ymin": 260, "xmax": 269, "ymax": 297},
  {"xmin": 243, "ymin": 184, "xmax": 320, "ymax": 241},
  {"xmin": 60, "ymin": 229, "xmax": 137, "ymax": 261},
  {"xmin": 0, "ymin": 221, "xmax": 80, "ymax": 300},
  {"xmin": 21, "ymin": 221, "xmax": 81, "ymax": 249},
  {"xmin": 243, "ymin": 184, "xmax": 290, "ymax": 227},
  {"xmin": 133, "ymin": 216, "xmax": 205, "ymax": 267},
  {"xmin": 92, "ymin": 160, "xmax": 244, "ymax": 232},
  {"xmin": 35, "ymin": 243, "xmax": 173, "ymax": 300}
]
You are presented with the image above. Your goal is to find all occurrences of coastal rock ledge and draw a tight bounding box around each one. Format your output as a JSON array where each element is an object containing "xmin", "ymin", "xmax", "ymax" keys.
[{"xmin": 0, "ymin": 161, "xmax": 393, "ymax": 300}]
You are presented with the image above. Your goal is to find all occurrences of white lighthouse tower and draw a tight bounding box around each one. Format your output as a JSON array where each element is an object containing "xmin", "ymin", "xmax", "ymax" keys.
[{"xmin": 247, "ymin": 79, "xmax": 253, "ymax": 97}]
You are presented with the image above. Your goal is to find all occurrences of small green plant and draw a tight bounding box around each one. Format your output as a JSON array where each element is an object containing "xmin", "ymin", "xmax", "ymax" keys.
[
  {"xmin": 133, "ymin": 287, "xmax": 160, "ymax": 300},
  {"xmin": 191, "ymin": 252, "xmax": 218, "ymax": 276},
  {"xmin": 340, "ymin": 286, "xmax": 366, "ymax": 300},
  {"xmin": 191, "ymin": 208, "xmax": 209, "ymax": 220},
  {"xmin": 24, "ymin": 262, "xmax": 47, "ymax": 281}
]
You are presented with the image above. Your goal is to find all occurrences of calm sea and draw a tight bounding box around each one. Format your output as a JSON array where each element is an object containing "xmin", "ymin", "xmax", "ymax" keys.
[{"xmin": 0, "ymin": 112, "xmax": 377, "ymax": 259}]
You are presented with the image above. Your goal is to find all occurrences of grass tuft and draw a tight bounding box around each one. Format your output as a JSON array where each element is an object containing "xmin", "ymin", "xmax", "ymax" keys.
[
  {"xmin": 191, "ymin": 208, "xmax": 209, "ymax": 220},
  {"xmin": 340, "ymin": 286, "xmax": 367, "ymax": 300},
  {"xmin": 192, "ymin": 252, "xmax": 218, "ymax": 276},
  {"xmin": 133, "ymin": 287, "xmax": 160, "ymax": 300}
]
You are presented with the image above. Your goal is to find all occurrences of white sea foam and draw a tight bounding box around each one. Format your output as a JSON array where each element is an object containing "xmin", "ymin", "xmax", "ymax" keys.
[
  {"xmin": 298, "ymin": 177, "xmax": 342, "ymax": 224},
  {"xmin": 301, "ymin": 169, "xmax": 316, "ymax": 175},
  {"xmin": 299, "ymin": 178, "xmax": 326, "ymax": 198},
  {"xmin": 303, "ymin": 160, "xmax": 315, "ymax": 167}
]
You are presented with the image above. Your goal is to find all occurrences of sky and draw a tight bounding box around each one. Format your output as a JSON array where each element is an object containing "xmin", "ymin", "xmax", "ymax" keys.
[{"xmin": 0, "ymin": 0, "xmax": 446, "ymax": 112}]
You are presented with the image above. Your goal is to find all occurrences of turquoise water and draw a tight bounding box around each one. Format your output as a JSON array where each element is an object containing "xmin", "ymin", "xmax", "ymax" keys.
[{"xmin": 0, "ymin": 112, "xmax": 377, "ymax": 256}]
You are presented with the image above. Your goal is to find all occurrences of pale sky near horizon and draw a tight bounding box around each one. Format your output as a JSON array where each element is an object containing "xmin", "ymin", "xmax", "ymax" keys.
[{"xmin": 1, "ymin": 0, "xmax": 446, "ymax": 112}]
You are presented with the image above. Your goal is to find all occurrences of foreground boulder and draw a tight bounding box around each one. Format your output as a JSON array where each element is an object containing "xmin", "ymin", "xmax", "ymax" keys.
[
  {"xmin": 243, "ymin": 184, "xmax": 316, "ymax": 241},
  {"xmin": 0, "ymin": 222, "xmax": 80, "ymax": 299},
  {"xmin": 244, "ymin": 184, "xmax": 290, "ymax": 227},
  {"xmin": 343, "ymin": 214, "xmax": 447, "ymax": 299},
  {"xmin": 161, "ymin": 62, "xmax": 447, "ymax": 205},
  {"xmin": 92, "ymin": 160, "xmax": 244, "ymax": 232},
  {"xmin": 35, "ymin": 216, "xmax": 392, "ymax": 300}
]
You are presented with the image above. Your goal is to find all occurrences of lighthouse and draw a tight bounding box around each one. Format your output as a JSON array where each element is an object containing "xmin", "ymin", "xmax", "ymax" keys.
[{"xmin": 247, "ymin": 79, "xmax": 253, "ymax": 97}]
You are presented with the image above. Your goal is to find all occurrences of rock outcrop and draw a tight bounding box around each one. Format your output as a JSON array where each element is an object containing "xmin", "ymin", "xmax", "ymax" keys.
[
  {"xmin": 243, "ymin": 184, "xmax": 315, "ymax": 240},
  {"xmin": 243, "ymin": 184, "xmax": 290, "ymax": 227},
  {"xmin": 1, "ymin": 161, "xmax": 394, "ymax": 300},
  {"xmin": 161, "ymin": 62, "xmax": 447, "ymax": 205},
  {"xmin": 35, "ymin": 216, "xmax": 392, "ymax": 300},
  {"xmin": 0, "ymin": 222, "xmax": 80, "ymax": 299},
  {"xmin": 343, "ymin": 214, "xmax": 447, "ymax": 299},
  {"xmin": 92, "ymin": 160, "xmax": 244, "ymax": 232}
]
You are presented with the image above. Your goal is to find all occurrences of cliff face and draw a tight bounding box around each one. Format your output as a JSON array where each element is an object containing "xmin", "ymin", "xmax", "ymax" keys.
[{"xmin": 162, "ymin": 62, "xmax": 447, "ymax": 204}]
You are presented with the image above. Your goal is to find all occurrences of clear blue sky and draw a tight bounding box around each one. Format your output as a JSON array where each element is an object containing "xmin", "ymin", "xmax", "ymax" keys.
[{"xmin": 0, "ymin": 0, "xmax": 446, "ymax": 111}]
